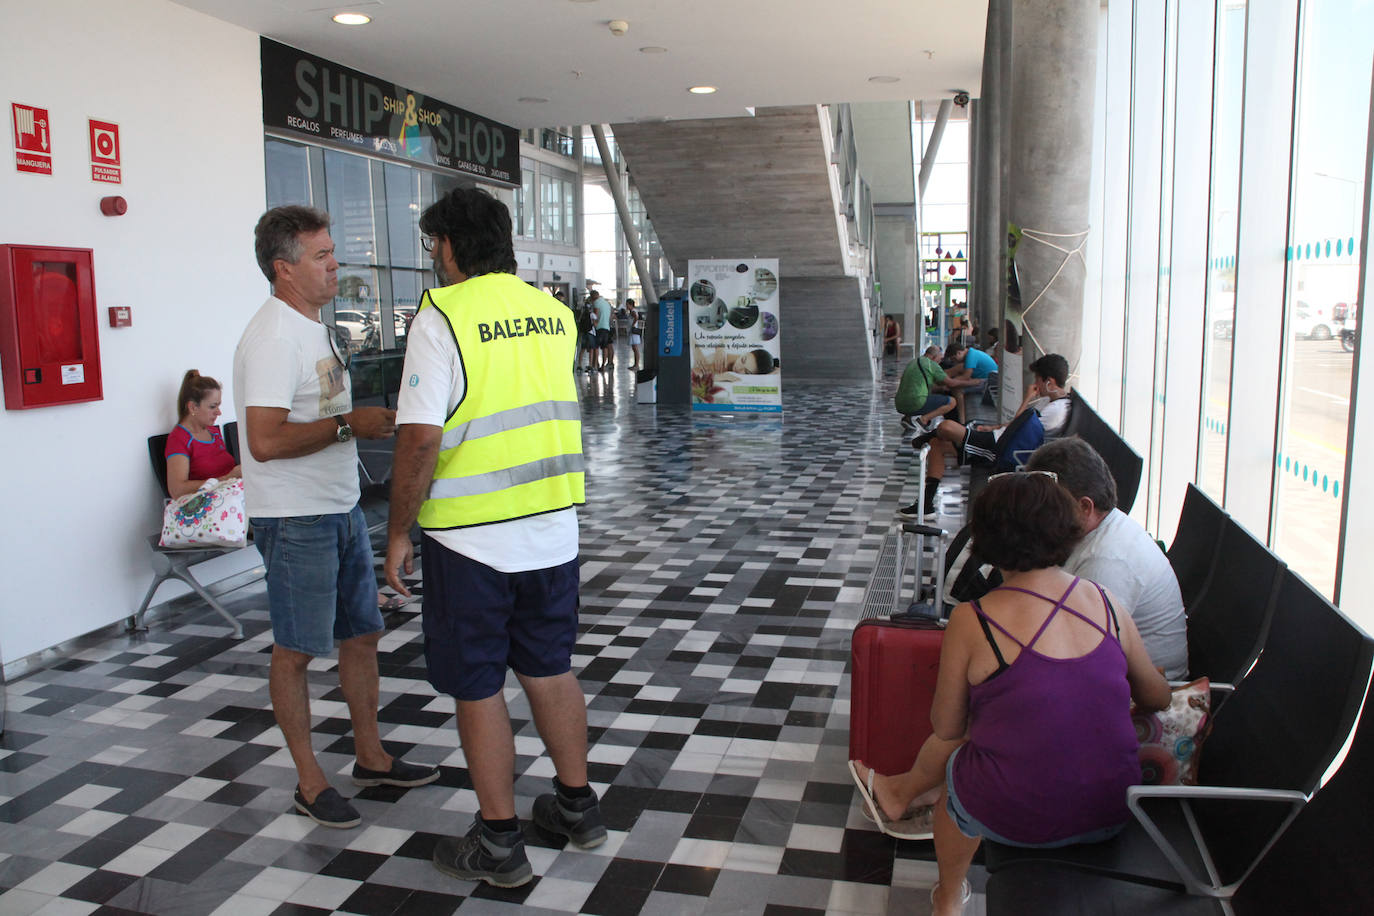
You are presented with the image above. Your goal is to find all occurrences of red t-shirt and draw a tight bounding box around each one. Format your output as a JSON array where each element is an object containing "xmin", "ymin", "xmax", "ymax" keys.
[{"xmin": 165, "ymin": 424, "xmax": 236, "ymax": 481}]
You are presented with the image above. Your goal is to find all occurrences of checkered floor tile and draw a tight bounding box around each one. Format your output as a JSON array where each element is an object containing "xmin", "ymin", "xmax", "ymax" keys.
[{"xmin": 1, "ymin": 351, "xmax": 985, "ymax": 915}]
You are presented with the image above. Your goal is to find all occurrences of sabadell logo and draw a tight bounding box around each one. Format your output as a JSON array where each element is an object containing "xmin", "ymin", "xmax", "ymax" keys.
[{"xmin": 409, "ymin": 374, "xmax": 420, "ymax": 387}]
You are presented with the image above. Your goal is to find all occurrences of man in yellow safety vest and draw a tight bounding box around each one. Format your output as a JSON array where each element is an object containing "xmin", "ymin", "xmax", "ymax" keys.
[{"xmin": 385, "ymin": 187, "xmax": 600, "ymax": 889}]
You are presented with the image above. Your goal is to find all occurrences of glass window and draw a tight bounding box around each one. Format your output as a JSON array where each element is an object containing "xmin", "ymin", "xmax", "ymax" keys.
[
  {"xmin": 541, "ymin": 171, "xmax": 562, "ymax": 242},
  {"xmin": 1271, "ymin": 0, "xmax": 1372, "ymax": 596},
  {"xmin": 265, "ymin": 138, "xmax": 311, "ymax": 209},
  {"xmin": 383, "ymin": 163, "xmax": 428, "ymax": 271},
  {"xmin": 322, "ymin": 150, "xmax": 381, "ymax": 350},
  {"xmin": 514, "ymin": 158, "xmax": 536, "ymax": 238},
  {"xmin": 1198, "ymin": 0, "xmax": 1246, "ymax": 502},
  {"xmin": 562, "ymin": 177, "xmax": 577, "ymax": 245},
  {"xmin": 1146, "ymin": 2, "xmax": 1180, "ymax": 534}
]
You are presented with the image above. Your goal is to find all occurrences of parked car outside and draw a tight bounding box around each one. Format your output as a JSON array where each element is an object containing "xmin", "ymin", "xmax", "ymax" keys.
[{"xmin": 1292, "ymin": 300, "xmax": 1334, "ymax": 340}]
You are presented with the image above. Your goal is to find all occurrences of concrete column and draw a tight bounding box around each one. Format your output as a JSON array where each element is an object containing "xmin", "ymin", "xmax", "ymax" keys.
[
  {"xmin": 590, "ymin": 125, "xmax": 658, "ymax": 307},
  {"xmin": 973, "ymin": 0, "xmax": 1012, "ymax": 353},
  {"xmin": 1007, "ymin": 0, "xmax": 1097, "ymax": 376}
]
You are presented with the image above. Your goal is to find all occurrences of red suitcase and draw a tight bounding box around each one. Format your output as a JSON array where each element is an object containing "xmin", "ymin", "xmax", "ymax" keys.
[{"xmin": 849, "ymin": 522, "xmax": 947, "ymax": 775}]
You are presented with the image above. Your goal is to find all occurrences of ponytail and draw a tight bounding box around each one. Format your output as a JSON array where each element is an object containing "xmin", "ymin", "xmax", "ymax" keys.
[{"xmin": 176, "ymin": 369, "xmax": 221, "ymax": 421}]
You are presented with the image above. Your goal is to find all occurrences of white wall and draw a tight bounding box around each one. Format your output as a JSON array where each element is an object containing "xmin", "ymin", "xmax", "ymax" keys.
[{"xmin": 0, "ymin": 0, "xmax": 267, "ymax": 663}]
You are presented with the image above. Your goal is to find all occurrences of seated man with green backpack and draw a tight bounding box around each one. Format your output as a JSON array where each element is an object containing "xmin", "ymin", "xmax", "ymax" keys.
[{"xmin": 898, "ymin": 353, "xmax": 1072, "ymax": 519}]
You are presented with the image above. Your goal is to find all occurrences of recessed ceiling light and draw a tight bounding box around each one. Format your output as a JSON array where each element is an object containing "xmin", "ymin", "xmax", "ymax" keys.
[
  {"xmin": 639, "ymin": 46, "xmax": 668, "ymax": 54},
  {"xmin": 518, "ymin": 97, "xmax": 549, "ymax": 104},
  {"xmin": 332, "ymin": 12, "xmax": 371, "ymax": 25},
  {"xmin": 868, "ymin": 75, "xmax": 900, "ymax": 84},
  {"xmin": 688, "ymin": 85, "xmax": 717, "ymax": 94}
]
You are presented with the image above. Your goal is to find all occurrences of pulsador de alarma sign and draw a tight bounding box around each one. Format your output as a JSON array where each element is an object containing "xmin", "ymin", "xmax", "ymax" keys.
[{"xmin": 260, "ymin": 38, "xmax": 519, "ymax": 186}]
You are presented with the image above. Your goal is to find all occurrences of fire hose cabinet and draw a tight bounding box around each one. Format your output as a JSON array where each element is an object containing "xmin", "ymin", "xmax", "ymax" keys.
[{"xmin": 0, "ymin": 245, "xmax": 103, "ymax": 409}]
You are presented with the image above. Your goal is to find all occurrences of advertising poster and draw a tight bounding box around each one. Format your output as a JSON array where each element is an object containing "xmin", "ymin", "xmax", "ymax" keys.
[{"xmin": 687, "ymin": 258, "xmax": 782, "ymax": 413}]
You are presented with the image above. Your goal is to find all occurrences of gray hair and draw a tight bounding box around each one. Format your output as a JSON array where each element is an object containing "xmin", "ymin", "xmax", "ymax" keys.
[
  {"xmin": 1025, "ymin": 436, "xmax": 1118, "ymax": 513},
  {"xmin": 254, "ymin": 205, "xmax": 331, "ymax": 283}
]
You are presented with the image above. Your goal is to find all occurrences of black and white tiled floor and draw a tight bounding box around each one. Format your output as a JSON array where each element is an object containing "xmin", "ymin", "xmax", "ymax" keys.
[{"xmin": 0, "ymin": 351, "xmax": 978, "ymax": 915}]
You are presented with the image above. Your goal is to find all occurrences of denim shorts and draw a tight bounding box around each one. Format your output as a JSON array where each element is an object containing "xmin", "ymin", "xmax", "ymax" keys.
[
  {"xmin": 420, "ymin": 536, "xmax": 579, "ymax": 701},
  {"xmin": 251, "ymin": 505, "xmax": 383, "ymax": 656},
  {"xmin": 916, "ymin": 393, "xmax": 952, "ymax": 415},
  {"xmin": 945, "ymin": 746, "xmax": 1127, "ymax": 847}
]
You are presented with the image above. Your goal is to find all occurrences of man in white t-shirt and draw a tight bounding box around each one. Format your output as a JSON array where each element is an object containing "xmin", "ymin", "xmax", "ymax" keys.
[
  {"xmin": 384, "ymin": 188, "xmax": 600, "ymax": 889},
  {"xmin": 900, "ymin": 353, "xmax": 1074, "ymax": 518},
  {"xmin": 1027, "ymin": 437, "xmax": 1189, "ymax": 677},
  {"xmin": 234, "ymin": 206, "xmax": 437, "ymax": 830},
  {"xmin": 589, "ymin": 287, "xmax": 613, "ymax": 370}
]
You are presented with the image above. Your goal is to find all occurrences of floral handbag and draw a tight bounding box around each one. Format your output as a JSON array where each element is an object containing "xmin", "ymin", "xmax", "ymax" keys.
[{"xmin": 159, "ymin": 478, "xmax": 247, "ymax": 548}]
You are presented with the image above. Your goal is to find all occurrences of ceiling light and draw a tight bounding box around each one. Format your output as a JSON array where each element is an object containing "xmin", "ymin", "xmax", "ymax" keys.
[
  {"xmin": 688, "ymin": 85, "xmax": 717, "ymax": 95},
  {"xmin": 639, "ymin": 46, "xmax": 668, "ymax": 54},
  {"xmin": 332, "ymin": 12, "xmax": 371, "ymax": 25},
  {"xmin": 518, "ymin": 97, "xmax": 549, "ymax": 104},
  {"xmin": 868, "ymin": 75, "xmax": 900, "ymax": 84}
]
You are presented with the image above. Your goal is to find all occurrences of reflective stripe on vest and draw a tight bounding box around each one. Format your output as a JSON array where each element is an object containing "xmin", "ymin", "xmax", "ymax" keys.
[
  {"xmin": 439, "ymin": 399, "xmax": 583, "ymax": 450},
  {"xmin": 416, "ymin": 274, "xmax": 584, "ymax": 529}
]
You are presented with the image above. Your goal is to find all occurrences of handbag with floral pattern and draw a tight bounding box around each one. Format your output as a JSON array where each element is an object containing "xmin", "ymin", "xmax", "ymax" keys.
[{"xmin": 159, "ymin": 478, "xmax": 247, "ymax": 548}]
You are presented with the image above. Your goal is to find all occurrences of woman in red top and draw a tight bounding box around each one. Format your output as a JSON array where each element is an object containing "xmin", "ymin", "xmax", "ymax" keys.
[{"xmin": 164, "ymin": 370, "xmax": 240, "ymax": 498}]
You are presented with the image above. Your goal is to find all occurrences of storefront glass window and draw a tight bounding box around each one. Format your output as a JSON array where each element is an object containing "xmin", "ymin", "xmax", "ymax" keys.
[
  {"xmin": 266, "ymin": 140, "xmax": 310, "ymax": 209},
  {"xmin": 1197, "ymin": 0, "xmax": 1245, "ymax": 502},
  {"xmin": 1271, "ymin": 0, "xmax": 1372, "ymax": 596}
]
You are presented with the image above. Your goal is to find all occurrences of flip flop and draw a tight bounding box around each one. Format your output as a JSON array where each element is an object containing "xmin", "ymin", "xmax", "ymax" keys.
[
  {"xmin": 848, "ymin": 760, "xmax": 936, "ymax": 841},
  {"xmin": 378, "ymin": 594, "xmax": 409, "ymax": 611}
]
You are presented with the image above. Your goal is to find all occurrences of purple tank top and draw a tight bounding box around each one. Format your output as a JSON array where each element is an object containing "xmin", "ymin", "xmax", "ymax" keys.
[{"xmin": 950, "ymin": 577, "xmax": 1141, "ymax": 845}]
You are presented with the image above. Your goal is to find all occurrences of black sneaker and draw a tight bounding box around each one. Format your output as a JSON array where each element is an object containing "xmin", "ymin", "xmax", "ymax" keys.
[
  {"xmin": 432, "ymin": 818, "xmax": 533, "ymax": 888},
  {"xmin": 895, "ymin": 502, "xmax": 924, "ymax": 521},
  {"xmin": 911, "ymin": 431, "xmax": 937, "ymax": 450},
  {"xmin": 351, "ymin": 757, "xmax": 440, "ymax": 788},
  {"xmin": 532, "ymin": 783, "xmax": 607, "ymax": 849},
  {"xmin": 293, "ymin": 786, "xmax": 361, "ymax": 829}
]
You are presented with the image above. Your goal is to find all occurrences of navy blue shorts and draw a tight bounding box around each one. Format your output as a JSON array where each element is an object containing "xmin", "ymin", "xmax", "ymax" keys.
[{"xmin": 420, "ymin": 536, "xmax": 580, "ymax": 701}]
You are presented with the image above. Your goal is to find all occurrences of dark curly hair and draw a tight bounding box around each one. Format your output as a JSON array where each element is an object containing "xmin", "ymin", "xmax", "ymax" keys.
[
  {"xmin": 970, "ymin": 473, "xmax": 1083, "ymax": 572},
  {"xmin": 419, "ymin": 187, "xmax": 517, "ymax": 278}
]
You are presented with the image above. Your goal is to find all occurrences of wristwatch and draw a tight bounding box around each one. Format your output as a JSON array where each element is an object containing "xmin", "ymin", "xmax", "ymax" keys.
[{"xmin": 335, "ymin": 415, "xmax": 354, "ymax": 443}]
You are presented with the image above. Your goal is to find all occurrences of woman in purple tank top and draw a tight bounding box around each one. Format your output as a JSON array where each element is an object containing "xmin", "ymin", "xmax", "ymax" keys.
[{"xmin": 851, "ymin": 473, "xmax": 1169, "ymax": 915}]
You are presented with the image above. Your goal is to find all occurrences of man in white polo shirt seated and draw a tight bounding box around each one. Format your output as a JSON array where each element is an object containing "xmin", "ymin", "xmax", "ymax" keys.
[{"xmin": 1026, "ymin": 436, "xmax": 1189, "ymax": 678}]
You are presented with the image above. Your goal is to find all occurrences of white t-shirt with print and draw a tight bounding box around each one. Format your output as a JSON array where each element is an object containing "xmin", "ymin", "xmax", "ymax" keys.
[
  {"xmin": 233, "ymin": 297, "xmax": 358, "ymax": 517},
  {"xmin": 395, "ymin": 303, "xmax": 578, "ymax": 574}
]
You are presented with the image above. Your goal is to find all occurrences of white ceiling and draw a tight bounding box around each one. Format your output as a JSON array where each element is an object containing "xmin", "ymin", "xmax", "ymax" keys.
[{"xmin": 170, "ymin": 0, "xmax": 987, "ymax": 129}]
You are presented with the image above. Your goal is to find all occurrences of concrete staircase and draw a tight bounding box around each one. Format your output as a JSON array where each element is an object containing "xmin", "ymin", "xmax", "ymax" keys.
[{"xmin": 611, "ymin": 106, "xmax": 875, "ymax": 381}]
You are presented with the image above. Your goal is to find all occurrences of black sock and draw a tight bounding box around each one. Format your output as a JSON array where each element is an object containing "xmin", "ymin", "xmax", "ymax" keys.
[
  {"xmin": 925, "ymin": 477, "xmax": 941, "ymax": 495},
  {"xmin": 555, "ymin": 776, "xmax": 592, "ymax": 799},
  {"xmin": 481, "ymin": 815, "xmax": 520, "ymax": 833}
]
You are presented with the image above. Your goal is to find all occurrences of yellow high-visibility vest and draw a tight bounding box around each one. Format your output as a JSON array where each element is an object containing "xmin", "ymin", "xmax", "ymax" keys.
[{"xmin": 416, "ymin": 273, "xmax": 584, "ymax": 529}]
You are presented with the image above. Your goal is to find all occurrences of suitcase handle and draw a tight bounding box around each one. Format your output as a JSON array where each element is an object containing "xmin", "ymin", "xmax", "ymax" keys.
[{"xmin": 901, "ymin": 522, "xmax": 944, "ymax": 538}]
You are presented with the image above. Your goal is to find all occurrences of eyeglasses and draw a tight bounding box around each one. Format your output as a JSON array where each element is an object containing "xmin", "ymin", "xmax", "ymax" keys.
[
  {"xmin": 988, "ymin": 469, "xmax": 1058, "ymax": 483},
  {"xmin": 421, "ymin": 236, "xmax": 436, "ymax": 253},
  {"xmin": 324, "ymin": 323, "xmax": 352, "ymax": 372}
]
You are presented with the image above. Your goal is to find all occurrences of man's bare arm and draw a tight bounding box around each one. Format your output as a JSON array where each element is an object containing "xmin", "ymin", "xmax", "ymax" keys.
[
  {"xmin": 245, "ymin": 405, "xmax": 396, "ymax": 462},
  {"xmin": 384, "ymin": 423, "xmax": 442, "ymax": 596}
]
